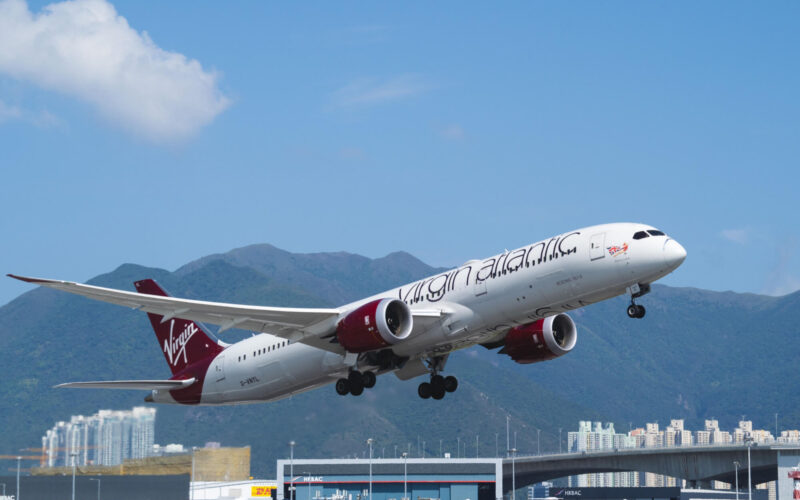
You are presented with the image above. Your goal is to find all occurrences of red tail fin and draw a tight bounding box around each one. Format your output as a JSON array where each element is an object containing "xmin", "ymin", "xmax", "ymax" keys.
[{"xmin": 134, "ymin": 279, "xmax": 224, "ymax": 376}]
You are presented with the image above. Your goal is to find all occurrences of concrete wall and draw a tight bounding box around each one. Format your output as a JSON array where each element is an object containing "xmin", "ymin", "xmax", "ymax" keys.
[
  {"xmin": 0, "ymin": 474, "xmax": 189, "ymax": 500},
  {"xmin": 31, "ymin": 446, "xmax": 251, "ymax": 481}
]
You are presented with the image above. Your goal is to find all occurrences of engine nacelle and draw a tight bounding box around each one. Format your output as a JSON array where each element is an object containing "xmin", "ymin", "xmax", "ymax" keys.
[
  {"xmin": 500, "ymin": 313, "xmax": 577, "ymax": 364},
  {"xmin": 337, "ymin": 298, "xmax": 413, "ymax": 353}
]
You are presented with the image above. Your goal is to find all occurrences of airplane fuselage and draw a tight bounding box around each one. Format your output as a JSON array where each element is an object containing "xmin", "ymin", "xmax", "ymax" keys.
[{"xmin": 152, "ymin": 222, "xmax": 686, "ymax": 405}]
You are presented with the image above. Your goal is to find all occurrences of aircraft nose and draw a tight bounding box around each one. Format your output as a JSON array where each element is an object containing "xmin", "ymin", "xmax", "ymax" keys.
[{"xmin": 663, "ymin": 239, "xmax": 687, "ymax": 268}]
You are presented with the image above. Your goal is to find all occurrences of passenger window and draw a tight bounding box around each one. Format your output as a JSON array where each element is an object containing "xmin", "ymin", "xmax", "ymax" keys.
[
  {"xmin": 647, "ymin": 230, "xmax": 665, "ymax": 236},
  {"xmin": 633, "ymin": 231, "xmax": 649, "ymax": 240}
]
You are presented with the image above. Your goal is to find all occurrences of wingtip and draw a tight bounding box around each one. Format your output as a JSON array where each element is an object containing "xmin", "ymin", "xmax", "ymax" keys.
[
  {"xmin": 7, "ymin": 274, "xmax": 38, "ymax": 283},
  {"xmin": 8, "ymin": 274, "xmax": 64, "ymax": 285}
]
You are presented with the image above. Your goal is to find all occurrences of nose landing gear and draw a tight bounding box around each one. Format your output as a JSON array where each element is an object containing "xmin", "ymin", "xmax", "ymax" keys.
[
  {"xmin": 627, "ymin": 303, "xmax": 646, "ymax": 319},
  {"xmin": 626, "ymin": 283, "xmax": 650, "ymax": 319}
]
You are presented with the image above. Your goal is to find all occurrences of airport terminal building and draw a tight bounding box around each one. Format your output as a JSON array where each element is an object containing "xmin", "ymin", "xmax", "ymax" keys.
[{"xmin": 276, "ymin": 459, "xmax": 504, "ymax": 500}]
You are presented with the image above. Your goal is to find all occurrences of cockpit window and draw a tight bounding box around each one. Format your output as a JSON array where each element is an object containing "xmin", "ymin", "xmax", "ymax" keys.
[
  {"xmin": 647, "ymin": 230, "xmax": 665, "ymax": 236},
  {"xmin": 633, "ymin": 231, "xmax": 649, "ymax": 240}
]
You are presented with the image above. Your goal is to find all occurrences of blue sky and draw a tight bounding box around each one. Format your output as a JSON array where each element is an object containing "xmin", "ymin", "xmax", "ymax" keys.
[{"xmin": 1, "ymin": 1, "xmax": 799, "ymax": 306}]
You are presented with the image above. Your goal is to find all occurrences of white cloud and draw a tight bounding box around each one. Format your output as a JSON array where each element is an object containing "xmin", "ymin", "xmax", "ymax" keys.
[
  {"xmin": 440, "ymin": 124, "xmax": 465, "ymax": 141},
  {"xmin": 720, "ymin": 228, "xmax": 748, "ymax": 245},
  {"xmin": 332, "ymin": 74, "xmax": 431, "ymax": 107},
  {"xmin": 0, "ymin": 0, "xmax": 230, "ymax": 142},
  {"xmin": 0, "ymin": 98, "xmax": 60, "ymax": 127},
  {"xmin": 0, "ymin": 99, "xmax": 22, "ymax": 122}
]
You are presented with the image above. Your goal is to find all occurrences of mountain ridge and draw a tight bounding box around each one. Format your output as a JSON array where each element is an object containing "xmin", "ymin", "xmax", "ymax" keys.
[{"xmin": 1, "ymin": 244, "xmax": 798, "ymax": 476}]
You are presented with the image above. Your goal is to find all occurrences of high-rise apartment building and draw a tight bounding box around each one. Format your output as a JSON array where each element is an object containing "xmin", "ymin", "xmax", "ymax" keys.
[
  {"xmin": 567, "ymin": 422, "xmax": 638, "ymax": 488},
  {"xmin": 41, "ymin": 407, "xmax": 156, "ymax": 467}
]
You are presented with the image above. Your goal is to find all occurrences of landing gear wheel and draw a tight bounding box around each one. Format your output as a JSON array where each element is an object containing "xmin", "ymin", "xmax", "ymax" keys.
[
  {"xmin": 350, "ymin": 382, "xmax": 364, "ymax": 396},
  {"xmin": 362, "ymin": 371, "xmax": 376, "ymax": 389},
  {"xmin": 348, "ymin": 371, "xmax": 364, "ymax": 396},
  {"xmin": 431, "ymin": 374, "xmax": 445, "ymax": 390},
  {"xmin": 627, "ymin": 304, "xmax": 646, "ymax": 319},
  {"xmin": 432, "ymin": 385, "xmax": 446, "ymax": 400},
  {"xmin": 335, "ymin": 378, "xmax": 350, "ymax": 396},
  {"xmin": 418, "ymin": 382, "xmax": 432, "ymax": 399},
  {"xmin": 444, "ymin": 376, "xmax": 458, "ymax": 393}
]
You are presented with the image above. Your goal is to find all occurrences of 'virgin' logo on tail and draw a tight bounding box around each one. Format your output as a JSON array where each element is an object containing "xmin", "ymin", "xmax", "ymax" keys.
[{"xmin": 164, "ymin": 320, "xmax": 198, "ymax": 367}]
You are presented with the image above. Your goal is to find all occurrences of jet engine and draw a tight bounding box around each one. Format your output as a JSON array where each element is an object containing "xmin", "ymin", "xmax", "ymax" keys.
[
  {"xmin": 337, "ymin": 298, "xmax": 413, "ymax": 353},
  {"xmin": 500, "ymin": 314, "xmax": 577, "ymax": 364}
]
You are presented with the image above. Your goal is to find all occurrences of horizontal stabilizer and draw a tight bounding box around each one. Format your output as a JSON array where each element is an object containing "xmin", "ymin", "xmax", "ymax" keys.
[{"xmin": 55, "ymin": 378, "xmax": 196, "ymax": 390}]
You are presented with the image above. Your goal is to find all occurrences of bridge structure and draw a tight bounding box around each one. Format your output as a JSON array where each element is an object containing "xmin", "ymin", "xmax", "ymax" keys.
[{"xmin": 500, "ymin": 444, "xmax": 800, "ymax": 498}]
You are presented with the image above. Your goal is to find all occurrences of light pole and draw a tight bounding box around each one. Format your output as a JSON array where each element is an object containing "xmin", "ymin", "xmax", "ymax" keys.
[
  {"xmin": 402, "ymin": 452, "xmax": 408, "ymax": 500},
  {"xmin": 439, "ymin": 440, "xmax": 442, "ymax": 458},
  {"xmin": 733, "ymin": 461, "xmax": 740, "ymax": 500},
  {"xmin": 536, "ymin": 429, "xmax": 540, "ymax": 456},
  {"xmin": 367, "ymin": 438, "xmax": 373, "ymax": 500},
  {"xmin": 495, "ymin": 434, "xmax": 498, "ymax": 458},
  {"xmin": 457, "ymin": 437, "xmax": 460, "ymax": 459},
  {"xmin": 17, "ymin": 456, "xmax": 21, "ymax": 500},
  {"xmin": 71, "ymin": 452, "xmax": 78, "ymax": 500},
  {"xmin": 191, "ymin": 447, "xmax": 197, "ymax": 500},
  {"xmin": 746, "ymin": 438, "xmax": 752, "ymax": 500},
  {"xmin": 89, "ymin": 477, "xmax": 101, "ymax": 500},
  {"xmin": 559, "ymin": 428, "xmax": 562, "ymax": 454},
  {"xmin": 506, "ymin": 416, "xmax": 510, "ymax": 458},
  {"xmin": 300, "ymin": 473, "xmax": 313, "ymax": 500},
  {"xmin": 509, "ymin": 448, "xmax": 517, "ymax": 500},
  {"xmin": 290, "ymin": 441, "xmax": 296, "ymax": 500},
  {"xmin": 476, "ymin": 435, "xmax": 479, "ymax": 458},
  {"xmin": 422, "ymin": 441, "xmax": 425, "ymax": 459}
]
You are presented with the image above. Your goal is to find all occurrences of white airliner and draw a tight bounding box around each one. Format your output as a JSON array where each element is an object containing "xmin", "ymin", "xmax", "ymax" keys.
[{"xmin": 8, "ymin": 222, "xmax": 685, "ymax": 405}]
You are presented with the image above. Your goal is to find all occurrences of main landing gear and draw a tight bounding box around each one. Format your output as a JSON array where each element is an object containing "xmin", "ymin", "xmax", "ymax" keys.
[
  {"xmin": 417, "ymin": 355, "xmax": 458, "ymax": 400},
  {"xmin": 335, "ymin": 370, "xmax": 377, "ymax": 397},
  {"xmin": 418, "ymin": 374, "xmax": 458, "ymax": 400},
  {"xmin": 626, "ymin": 283, "xmax": 650, "ymax": 319}
]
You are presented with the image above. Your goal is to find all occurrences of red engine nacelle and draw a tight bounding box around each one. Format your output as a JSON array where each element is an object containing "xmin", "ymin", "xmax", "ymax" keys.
[
  {"xmin": 337, "ymin": 298, "xmax": 413, "ymax": 353},
  {"xmin": 500, "ymin": 313, "xmax": 577, "ymax": 364}
]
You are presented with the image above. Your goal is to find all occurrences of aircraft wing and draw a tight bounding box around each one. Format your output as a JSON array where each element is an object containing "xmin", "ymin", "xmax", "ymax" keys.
[
  {"xmin": 56, "ymin": 378, "xmax": 196, "ymax": 390},
  {"xmin": 8, "ymin": 274, "xmax": 445, "ymax": 355},
  {"xmin": 9, "ymin": 274, "xmax": 343, "ymax": 349}
]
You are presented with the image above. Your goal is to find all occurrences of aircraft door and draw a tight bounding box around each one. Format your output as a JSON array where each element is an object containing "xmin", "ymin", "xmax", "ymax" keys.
[
  {"xmin": 209, "ymin": 355, "xmax": 225, "ymax": 382},
  {"xmin": 590, "ymin": 233, "xmax": 606, "ymax": 261},
  {"xmin": 473, "ymin": 278, "xmax": 487, "ymax": 297}
]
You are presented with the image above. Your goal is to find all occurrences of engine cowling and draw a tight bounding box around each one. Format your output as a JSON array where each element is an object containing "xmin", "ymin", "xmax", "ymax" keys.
[
  {"xmin": 500, "ymin": 313, "xmax": 577, "ymax": 364},
  {"xmin": 337, "ymin": 298, "xmax": 413, "ymax": 353}
]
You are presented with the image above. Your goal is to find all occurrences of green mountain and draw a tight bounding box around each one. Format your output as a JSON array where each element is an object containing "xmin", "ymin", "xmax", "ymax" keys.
[{"xmin": 1, "ymin": 245, "xmax": 798, "ymax": 476}]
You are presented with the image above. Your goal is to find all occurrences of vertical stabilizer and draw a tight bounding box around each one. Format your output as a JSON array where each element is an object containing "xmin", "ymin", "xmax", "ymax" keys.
[{"xmin": 134, "ymin": 279, "xmax": 224, "ymax": 376}]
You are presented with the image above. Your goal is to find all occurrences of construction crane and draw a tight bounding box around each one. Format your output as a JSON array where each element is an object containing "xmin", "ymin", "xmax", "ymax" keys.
[
  {"xmin": 17, "ymin": 445, "xmax": 98, "ymax": 466},
  {"xmin": 21, "ymin": 446, "xmax": 98, "ymax": 452}
]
